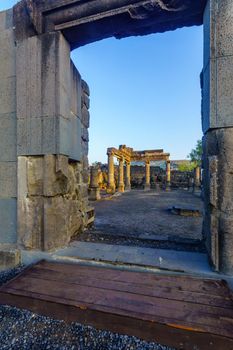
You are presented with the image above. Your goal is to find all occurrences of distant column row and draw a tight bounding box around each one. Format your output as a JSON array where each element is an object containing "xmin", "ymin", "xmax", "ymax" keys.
[
  {"xmin": 107, "ymin": 155, "xmax": 172, "ymax": 193},
  {"xmin": 107, "ymin": 153, "xmax": 131, "ymax": 194},
  {"xmin": 144, "ymin": 159, "xmax": 171, "ymax": 191}
]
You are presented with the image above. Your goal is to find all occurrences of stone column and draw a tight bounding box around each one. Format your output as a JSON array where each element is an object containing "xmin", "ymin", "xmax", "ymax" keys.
[
  {"xmin": 166, "ymin": 160, "xmax": 171, "ymax": 191},
  {"xmin": 195, "ymin": 166, "xmax": 201, "ymax": 186},
  {"xmin": 154, "ymin": 175, "xmax": 160, "ymax": 192},
  {"xmin": 89, "ymin": 166, "xmax": 101, "ymax": 201},
  {"xmin": 118, "ymin": 157, "xmax": 125, "ymax": 193},
  {"xmin": 193, "ymin": 166, "xmax": 201, "ymax": 193},
  {"xmin": 188, "ymin": 176, "xmax": 194, "ymax": 192},
  {"xmin": 107, "ymin": 153, "xmax": 115, "ymax": 194},
  {"xmin": 125, "ymin": 162, "xmax": 131, "ymax": 191},
  {"xmin": 144, "ymin": 161, "xmax": 151, "ymax": 190},
  {"xmin": 202, "ymin": 0, "xmax": 233, "ymax": 274}
]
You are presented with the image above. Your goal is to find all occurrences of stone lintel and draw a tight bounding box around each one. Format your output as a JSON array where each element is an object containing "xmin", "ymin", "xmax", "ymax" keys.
[{"xmin": 13, "ymin": 1, "xmax": 207, "ymax": 49}]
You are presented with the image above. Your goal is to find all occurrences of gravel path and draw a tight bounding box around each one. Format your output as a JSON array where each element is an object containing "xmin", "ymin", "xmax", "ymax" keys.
[
  {"xmin": 0, "ymin": 265, "xmax": 25, "ymax": 286},
  {"xmin": 0, "ymin": 268, "xmax": 176, "ymax": 350}
]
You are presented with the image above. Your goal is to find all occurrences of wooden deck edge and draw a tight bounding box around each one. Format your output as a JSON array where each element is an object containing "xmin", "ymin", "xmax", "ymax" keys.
[{"xmin": 0, "ymin": 291, "xmax": 232, "ymax": 350}]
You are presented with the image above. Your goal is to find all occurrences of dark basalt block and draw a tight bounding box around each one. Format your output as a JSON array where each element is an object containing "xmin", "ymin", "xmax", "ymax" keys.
[{"xmin": 169, "ymin": 206, "xmax": 202, "ymax": 217}]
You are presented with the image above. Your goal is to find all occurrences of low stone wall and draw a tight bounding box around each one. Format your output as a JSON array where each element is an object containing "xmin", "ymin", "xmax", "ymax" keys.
[
  {"xmin": 171, "ymin": 171, "xmax": 193, "ymax": 189},
  {"xmin": 130, "ymin": 166, "xmax": 193, "ymax": 189},
  {"xmin": 130, "ymin": 166, "xmax": 162, "ymax": 189},
  {"xmin": 96, "ymin": 165, "xmax": 194, "ymax": 190}
]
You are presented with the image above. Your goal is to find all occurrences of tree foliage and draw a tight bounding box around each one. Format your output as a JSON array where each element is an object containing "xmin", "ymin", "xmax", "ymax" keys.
[
  {"xmin": 188, "ymin": 140, "xmax": 202, "ymax": 167},
  {"xmin": 178, "ymin": 161, "xmax": 196, "ymax": 172}
]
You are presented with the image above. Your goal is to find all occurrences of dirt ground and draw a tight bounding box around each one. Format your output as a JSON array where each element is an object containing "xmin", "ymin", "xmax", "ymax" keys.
[{"xmin": 78, "ymin": 189, "xmax": 205, "ymax": 252}]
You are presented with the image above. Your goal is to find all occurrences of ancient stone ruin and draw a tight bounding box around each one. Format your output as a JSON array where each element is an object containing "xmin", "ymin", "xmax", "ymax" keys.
[
  {"xmin": 0, "ymin": 0, "xmax": 233, "ymax": 275},
  {"xmin": 106, "ymin": 145, "xmax": 170, "ymax": 192},
  {"xmin": 95, "ymin": 160, "xmax": 200, "ymax": 191}
]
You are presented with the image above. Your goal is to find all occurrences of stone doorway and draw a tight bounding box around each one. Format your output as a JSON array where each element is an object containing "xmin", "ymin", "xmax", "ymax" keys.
[{"xmin": 0, "ymin": 0, "xmax": 233, "ymax": 275}]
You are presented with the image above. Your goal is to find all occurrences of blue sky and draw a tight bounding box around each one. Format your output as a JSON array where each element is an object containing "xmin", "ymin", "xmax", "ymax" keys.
[{"xmin": 1, "ymin": 1, "xmax": 203, "ymax": 164}]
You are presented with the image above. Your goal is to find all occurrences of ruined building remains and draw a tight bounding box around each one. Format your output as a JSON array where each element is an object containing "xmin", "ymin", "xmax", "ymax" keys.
[{"xmin": 0, "ymin": 0, "xmax": 233, "ymax": 275}]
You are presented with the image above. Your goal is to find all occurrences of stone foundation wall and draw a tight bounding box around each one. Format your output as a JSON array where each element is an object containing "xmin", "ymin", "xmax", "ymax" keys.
[
  {"xmin": 18, "ymin": 155, "xmax": 89, "ymax": 251},
  {"xmin": 203, "ymin": 129, "xmax": 233, "ymax": 273},
  {"xmin": 201, "ymin": 0, "xmax": 233, "ymax": 274}
]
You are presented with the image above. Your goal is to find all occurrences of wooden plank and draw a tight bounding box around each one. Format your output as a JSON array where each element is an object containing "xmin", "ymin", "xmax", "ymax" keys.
[
  {"xmin": 0, "ymin": 287, "xmax": 211, "ymax": 332},
  {"xmin": 2, "ymin": 286, "xmax": 233, "ymax": 339},
  {"xmin": 34, "ymin": 260, "xmax": 230, "ymax": 297},
  {"xmin": 4, "ymin": 273, "xmax": 232, "ymax": 320},
  {"xmin": 2, "ymin": 276, "xmax": 233, "ymax": 337},
  {"xmin": 0, "ymin": 291, "xmax": 232, "ymax": 350},
  {"xmin": 0, "ymin": 260, "xmax": 233, "ymax": 350},
  {"xmin": 22, "ymin": 267, "xmax": 233, "ymax": 309}
]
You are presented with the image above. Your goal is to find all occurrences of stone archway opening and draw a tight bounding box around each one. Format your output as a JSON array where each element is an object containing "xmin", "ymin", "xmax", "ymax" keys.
[
  {"xmin": 68, "ymin": 8, "xmax": 206, "ymax": 270},
  {"xmin": 1, "ymin": 0, "xmax": 233, "ymax": 275}
]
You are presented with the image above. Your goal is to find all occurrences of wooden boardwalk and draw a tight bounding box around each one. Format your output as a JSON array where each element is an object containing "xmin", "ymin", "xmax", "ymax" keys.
[{"xmin": 0, "ymin": 260, "xmax": 233, "ymax": 350}]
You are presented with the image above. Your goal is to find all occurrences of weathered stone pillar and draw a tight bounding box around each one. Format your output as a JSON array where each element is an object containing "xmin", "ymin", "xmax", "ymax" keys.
[
  {"xmin": 125, "ymin": 162, "xmax": 131, "ymax": 190},
  {"xmin": 193, "ymin": 166, "xmax": 201, "ymax": 193},
  {"xmin": 166, "ymin": 161, "xmax": 171, "ymax": 191},
  {"xmin": 89, "ymin": 166, "xmax": 101, "ymax": 201},
  {"xmin": 144, "ymin": 161, "xmax": 151, "ymax": 190},
  {"xmin": 154, "ymin": 175, "xmax": 160, "ymax": 192},
  {"xmin": 107, "ymin": 153, "xmax": 115, "ymax": 194},
  {"xmin": 118, "ymin": 157, "xmax": 125, "ymax": 193},
  {"xmin": 202, "ymin": 0, "xmax": 233, "ymax": 274},
  {"xmin": 188, "ymin": 176, "xmax": 194, "ymax": 192}
]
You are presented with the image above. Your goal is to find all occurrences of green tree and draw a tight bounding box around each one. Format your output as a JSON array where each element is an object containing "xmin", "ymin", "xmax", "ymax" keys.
[
  {"xmin": 92, "ymin": 161, "xmax": 101, "ymax": 167},
  {"xmin": 178, "ymin": 161, "xmax": 196, "ymax": 172},
  {"xmin": 188, "ymin": 140, "xmax": 202, "ymax": 167}
]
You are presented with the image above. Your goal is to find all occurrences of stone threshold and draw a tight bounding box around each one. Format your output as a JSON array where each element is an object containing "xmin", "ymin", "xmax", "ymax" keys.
[{"xmin": 20, "ymin": 241, "xmax": 233, "ymax": 290}]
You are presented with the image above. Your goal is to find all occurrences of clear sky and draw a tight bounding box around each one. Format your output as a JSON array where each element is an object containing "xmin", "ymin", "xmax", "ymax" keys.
[{"xmin": 1, "ymin": 1, "xmax": 203, "ymax": 164}]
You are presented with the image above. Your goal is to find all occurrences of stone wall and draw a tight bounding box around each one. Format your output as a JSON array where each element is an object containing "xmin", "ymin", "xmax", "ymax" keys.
[
  {"xmin": 18, "ymin": 155, "xmax": 88, "ymax": 251},
  {"xmin": 0, "ymin": 10, "xmax": 91, "ymax": 256},
  {"xmin": 1, "ymin": 0, "xmax": 233, "ymax": 274},
  {"xmin": 0, "ymin": 9, "xmax": 17, "ymax": 247},
  {"xmin": 202, "ymin": 130, "xmax": 233, "ymax": 273},
  {"xmin": 171, "ymin": 171, "xmax": 194, "ymax": 189},
  {"xmin": 130, "ymin": 166, "xmax": 163, "ymax": 189},
  {"xmin": 97, "ymin": 164, "xmax": 193, "ymax": 190},
  {"xmin": 17, "ymin": 59, "xmax": 91, "ymax": 251},
  {"xmin": 202, "ymin": 0, "xmax": 233, "ymax": 274},
  {"xmin": 129, "ymin": 167, "xmax": 193, "ymax": 189}
]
